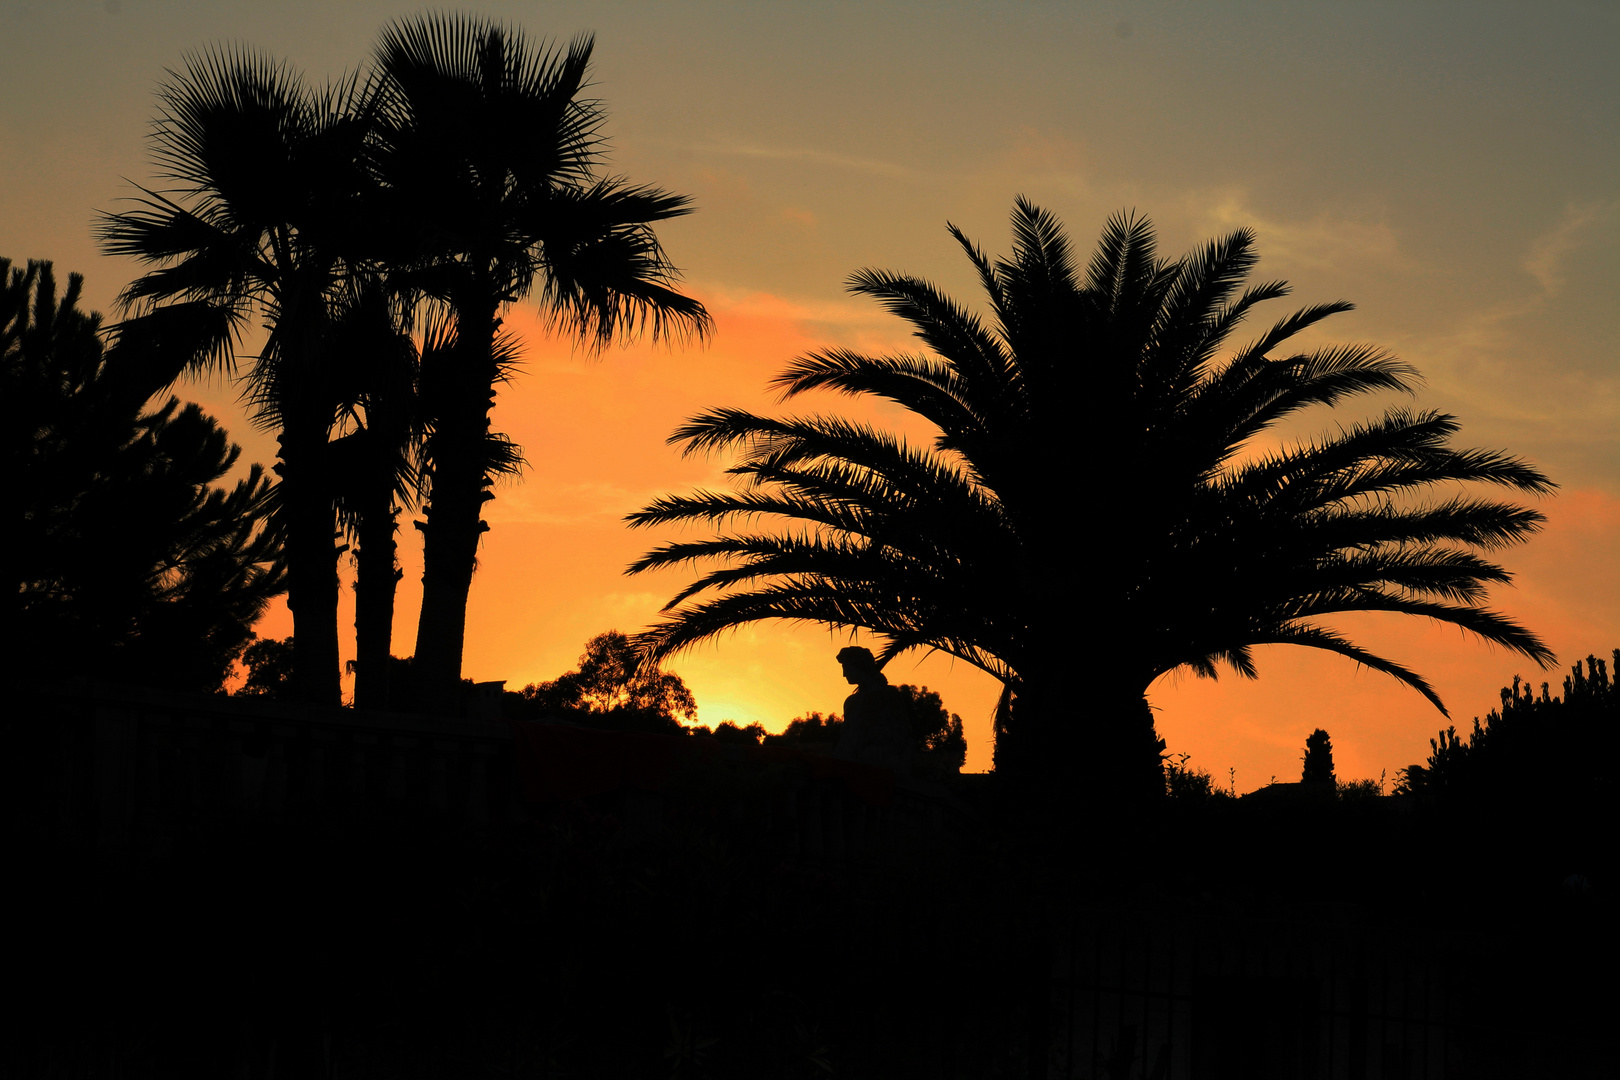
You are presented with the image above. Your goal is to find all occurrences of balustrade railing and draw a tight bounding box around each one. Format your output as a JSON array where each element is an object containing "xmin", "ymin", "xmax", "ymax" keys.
[{"xmin": 27, "ymin": 683, "xmax": 972, "ymax": 868}]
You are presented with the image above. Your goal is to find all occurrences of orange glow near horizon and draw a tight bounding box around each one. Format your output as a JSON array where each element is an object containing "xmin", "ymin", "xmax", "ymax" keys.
[{"xmin": 238, "ymin": 289, "xmax": 1616, "ymax": 787}]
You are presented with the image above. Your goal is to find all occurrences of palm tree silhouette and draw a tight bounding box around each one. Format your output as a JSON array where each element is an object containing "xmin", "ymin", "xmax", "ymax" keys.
[
  {"xmin": 99, "ymin": 50, "xmax": 376, "ymax": 706},
  {"xmin": 628, "ymin": 201, "xmax": 1555, "ymax": 798},
  {"xmin": 370, "ymin": 14, "xmax": 711, "ymax": 708}
]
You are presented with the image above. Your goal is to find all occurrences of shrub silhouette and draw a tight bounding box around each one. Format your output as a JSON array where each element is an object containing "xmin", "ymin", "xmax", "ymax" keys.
[
  {"xmin": 709, "ymin": 720, "xmax": 768, "ymax": 746},
  {"xmin": 1399, "ymin": 649, "xmax": 1617, "ymax": 802},
  {"xmin": 1164, "ymin": 754, "xmax": 1231, "ymax": 803}
]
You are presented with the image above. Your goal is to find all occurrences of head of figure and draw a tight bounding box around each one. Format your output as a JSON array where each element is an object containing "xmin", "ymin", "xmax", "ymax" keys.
[{"xmin": 836, "ymin": 646, "xmax": 885, "ymax": 688}]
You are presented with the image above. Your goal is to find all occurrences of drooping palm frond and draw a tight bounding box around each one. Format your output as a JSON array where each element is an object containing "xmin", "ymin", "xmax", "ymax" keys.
[
  {"xmin": 843, "ymin": 268, "xmax": 1014, "ymax": 400},
  {"xmin": 528, "ymin": 180, "xmax": 711, "ymax": 346}
]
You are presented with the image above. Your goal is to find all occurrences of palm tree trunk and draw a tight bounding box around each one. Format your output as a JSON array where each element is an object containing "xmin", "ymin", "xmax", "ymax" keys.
[
  {"xmin": 412, "ymin": 300, "xmax": 499, "ymax": 714},
  {"xmin": 412, "ymin": 449, "xmax": 487, "ymax": 713},
  {"xmin": 352, "ymin": 499, "xmax": 400, "ymax": 711},
  {"xmin": 1004, "ymin": 667, "xmax": 1165, "ymax": 809},
  {"xmin": 280, "ymin": 431, "xmax": 342, "ymax": 707}
]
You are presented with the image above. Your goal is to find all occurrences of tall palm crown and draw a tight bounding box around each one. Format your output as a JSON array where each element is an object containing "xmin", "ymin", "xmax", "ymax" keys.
[
  {"xmin": 370, "ymin": 14, "xmax": 711, "ymax": 703},
  {"xmin": 98, "ymin": 50, "xmax": 375, "ymax": 706},
  {"xmin": 630, "ymin": 201, "xmax": 1554, "ymax": 788}
]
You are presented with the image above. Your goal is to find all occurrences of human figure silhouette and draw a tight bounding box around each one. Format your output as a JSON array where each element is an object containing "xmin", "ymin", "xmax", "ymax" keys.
[{"xmin": 832, "ymin": 647, "xmax": 913, "ymax": 774}]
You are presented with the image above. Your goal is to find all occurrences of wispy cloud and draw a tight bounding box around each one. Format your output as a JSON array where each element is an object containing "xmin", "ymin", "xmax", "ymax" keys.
[
  {"xmin": 1417, "ymin": 200, "xmax": 1619, "ymax": 376},
  {"xmin": 485, "ymin": 480, "xmax": 653, "ymax": 527},
  {"xmin": 1191, "ymin": 189, "xmax": 1408, "ymax": 275},
  {"xmin": 1523, "ymin": 198, "xmax": 1619, "ymax": 297},
  {"xmin": 709, "ymin": 140, "xmax": 914, "ymax": 180}
]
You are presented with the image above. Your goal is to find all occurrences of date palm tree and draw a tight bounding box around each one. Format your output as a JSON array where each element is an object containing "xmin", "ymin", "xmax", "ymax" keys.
[
  {"xmin": 628, "ymin": 200, "xmax": 1555, "ymax": 798},
  {"xmin": 99, "ymin": 50, "xmax": 375, "ymax": 706},
  {"xmin": 370, "ymin": 14, "xmax": 711, "ymax": 708}
]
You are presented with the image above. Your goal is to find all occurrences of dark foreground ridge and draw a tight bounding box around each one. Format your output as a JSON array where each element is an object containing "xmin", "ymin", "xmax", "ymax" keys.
[{"xmin": 6, "ymin": 680, "xmax": 1609, "ymax": 1078}]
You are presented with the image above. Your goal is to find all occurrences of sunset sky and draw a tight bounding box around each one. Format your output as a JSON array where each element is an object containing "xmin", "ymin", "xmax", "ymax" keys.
[{"xmin": 4, "ymin": 1, "xmax": 1615, "ymax": 785}]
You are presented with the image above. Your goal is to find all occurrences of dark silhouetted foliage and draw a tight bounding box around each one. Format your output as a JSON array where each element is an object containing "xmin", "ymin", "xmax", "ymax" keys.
[
  {"xmin": 1164, "ymin": 754, "xmax": 1232, "ymax": 803},
  {"xmin": 766, "ymin": 711, "xmax": 845, "ymax": 755},
  {"xmin": 6, "ymin": 258, "xmax": 284, "ymax": 693},
  {"xmin": 1337, "ymin": 776, "xmax": 1383, "ymax": 802},
  {"xmin": 236, "ymin": 635, "xmax": 295, "ymax": 699},
  {"xmin": 1398, "ymin": 649, "xmax": 1617, "ymax": 802},
  {"xmin": 1302, "ymin": 728, "xmax": 1336, "ymax": 785},
  {"xmin": 774, "ymin": 711, "xmax": 844, "ymax": 742},
  {"xmin": 897, "ymin": 683, "xmax": 968, "ymax": 776},
  {"xmin": 511, "ymin": 630, "xmax": 698, "ymax": 734},
  {"xmin": 709, "ymin": 720, "xmax": 768, "ymax": 745}
]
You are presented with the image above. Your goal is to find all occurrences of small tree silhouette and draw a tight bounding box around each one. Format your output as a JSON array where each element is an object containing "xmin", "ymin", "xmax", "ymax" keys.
[
  {"xmin": 513, "ymin": 631, "xmax": 698, "ymax": 733},
  {"xmin": 237, "ymin": 636, "xmax": 296, "ymax": 699},
  {"xmin": 896, "ymin": 684, "xmax": 968, "ymax": 775},
  {"xmin": 1302, "ymin": 729, "xmax": 1336, "ymax": 785}
]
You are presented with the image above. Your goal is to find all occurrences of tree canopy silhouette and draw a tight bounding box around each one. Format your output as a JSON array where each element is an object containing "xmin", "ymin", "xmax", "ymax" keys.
[
  {"xmin": 5, "ymin": 258, "xmax": 283, "ymax": 692},
  {"xmin": 512, "ymin": 630, "xmax": 698, "ymax": 733},
  {"xmin": 236, "ymin": 635, "xmax": 296, "ymax": 699},
  {"xmin": 628, "ymin": 200, "xmax": 1555, "ymax": 800}
]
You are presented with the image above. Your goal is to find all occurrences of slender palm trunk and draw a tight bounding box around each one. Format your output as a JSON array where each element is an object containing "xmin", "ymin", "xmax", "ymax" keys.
[
  {"xmin": 413, "ymin": 298, "xmax": 499, "ymax": 714},
  {"xmin": 280, "ymin": 429, "xmax": 342, "ymax": 707},
  {"xmin": 352, "ymin": 496, "xmax": 400, "ymax": 711}
]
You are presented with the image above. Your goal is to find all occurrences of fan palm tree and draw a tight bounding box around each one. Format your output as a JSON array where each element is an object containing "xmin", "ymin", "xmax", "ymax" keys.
[
  {"xmin": 99, "ymin": 50, "xmax": 376, "ymax": 706},
  {"xmin": 628, "ymin": 200, "xmax": 1555, "ymax": 798},
  {"xmin": 369, "ymin": 14, "xmax": 711, "ymax": 708}
]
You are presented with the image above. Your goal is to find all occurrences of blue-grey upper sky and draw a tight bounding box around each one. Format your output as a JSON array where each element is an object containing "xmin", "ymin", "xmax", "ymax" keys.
[{"xmin": 4, "ymin": 0, "xmax": 1614, "ymax": 486}]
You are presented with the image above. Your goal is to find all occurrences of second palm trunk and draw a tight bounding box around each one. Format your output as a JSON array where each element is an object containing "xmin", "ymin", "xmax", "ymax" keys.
[{"xmin": 412, "ymin": 334, "xmax": 500, "ymax": 716}]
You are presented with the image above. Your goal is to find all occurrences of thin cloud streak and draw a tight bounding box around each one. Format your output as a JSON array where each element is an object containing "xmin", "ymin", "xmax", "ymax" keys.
[
  {"xmin": 1523, "ymin": 197, "xmax": 1619, "ymax": 298},
  {"xmin": 707, "ymin": 139, "xmax": 916, "ymax": 180}
]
